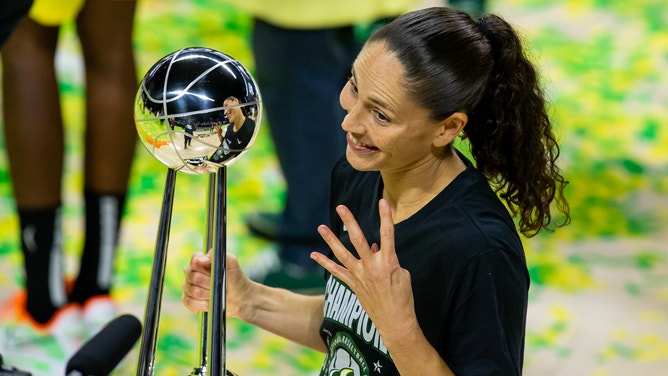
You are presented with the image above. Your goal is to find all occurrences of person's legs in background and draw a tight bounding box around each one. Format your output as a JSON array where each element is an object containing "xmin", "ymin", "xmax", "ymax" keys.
[
  {"xmin": 1, "ymin": 16, "xmax": 70, "ymax": 327},
  {"xmin": 0, "ymin": 0, "xmax": 33, "ymax": 46},
  {"xmin": 68, "ymin": 0, "xmax": 137, "ymax": 334},
  {"xmin": 249, "ymin": 19, "xmax": 359, "ymax": 291},
  {"xmin": 0, "ymin": 13, "xmax": 87, "ymax": 360},
  {"xmin": 0, "ymin": 0, "xmax": 137, "ymax": 350}
]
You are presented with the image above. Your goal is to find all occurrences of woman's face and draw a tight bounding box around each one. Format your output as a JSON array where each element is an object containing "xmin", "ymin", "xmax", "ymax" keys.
[
  {"xmin": 224, "ymin": 99, "xmax": 240, "ymax": 121},
  {"xmin": 339, "ymin": 42, "xmax": 445, "ymax": 174}
]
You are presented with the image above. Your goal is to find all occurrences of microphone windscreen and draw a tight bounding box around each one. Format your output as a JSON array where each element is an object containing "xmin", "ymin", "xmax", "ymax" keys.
[{"xmin": 66, "ymin": 313, "xmax": 142, "ymax": 376}]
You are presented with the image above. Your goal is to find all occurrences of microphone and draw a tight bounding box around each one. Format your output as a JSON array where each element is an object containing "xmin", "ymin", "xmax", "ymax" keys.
[{"xmin": 66, "ymin": 314, "xmax": 142, "ymax": 376}]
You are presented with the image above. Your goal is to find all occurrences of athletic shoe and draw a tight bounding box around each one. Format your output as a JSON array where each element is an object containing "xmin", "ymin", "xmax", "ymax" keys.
[
  {"xmin": 246, "ymin": 211, "xmax": 281, "ymax": 240},
  {"xmin": 261, "ymin": 262, "xmax": 326, "ymax": 295},
  {"xmin": 245, "ymin": 248, "xmax": 325, "ymax": 294},
  {"xmin": 81, "ymin": 295, "xmax": 117, "ymax": 338},
  {"xmin": 244, "ymin": 239, "xmax": 327, "ymax": 294},
  {"xmin": 0, "ymin": 291, "xmax": 84, "ymax": 360},
  {"xmin": 244, "ymin": 246, "xmax": 282, "ymax": 282}
]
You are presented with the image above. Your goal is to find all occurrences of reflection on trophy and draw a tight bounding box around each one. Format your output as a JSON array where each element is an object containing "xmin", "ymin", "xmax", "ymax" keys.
[{"xmin": 134, "ymin": 47, "xmax": 262, "ymax": 376}]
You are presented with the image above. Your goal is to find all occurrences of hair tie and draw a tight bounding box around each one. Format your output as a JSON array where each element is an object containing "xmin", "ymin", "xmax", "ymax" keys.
[{"xmin": 478, "ymin": 18, "xmax": 493, "ymax": 41}]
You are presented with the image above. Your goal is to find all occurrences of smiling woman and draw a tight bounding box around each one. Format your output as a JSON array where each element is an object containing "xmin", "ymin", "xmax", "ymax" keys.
[
  {"xmin": 182, "ymin": 6, "xmax": 570, "ymax": 376},
  {"xmin": 340, "ymin": 42, "xmax": 468, "ymax": 201}
]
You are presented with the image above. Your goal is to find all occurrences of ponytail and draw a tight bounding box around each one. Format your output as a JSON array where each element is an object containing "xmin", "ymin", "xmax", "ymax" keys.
[
  {"xmin": 465, "ymin": 14, "xmax": 570, "ymax": 237},
  {"xmin": 370, "ymin": 7, "xmax": 570, "ymax": 236}
]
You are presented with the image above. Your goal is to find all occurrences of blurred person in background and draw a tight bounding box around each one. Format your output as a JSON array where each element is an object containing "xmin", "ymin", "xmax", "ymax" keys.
[
  {"xmin": 0, "ymin": 1, "xmax": 35, "ymax": 373},
  {"xmin": 0, "ymin": 0, "xmax": 33, "ymax": 46},
  {"xmin": 0, "ymin": 0, "xmax": 137, "ymax": 361},
  {"xmin": 450, "ymin": 0, "xmax": 487, "ymax": 17}
]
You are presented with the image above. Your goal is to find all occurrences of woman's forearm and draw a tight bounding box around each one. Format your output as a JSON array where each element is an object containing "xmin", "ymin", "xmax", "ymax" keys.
[
  {"xmin": 241, "ymin": 282, "xmax": 327, "ymax": 352},
  {"xmin": 381, "ymin": 319, "xmax": 455, "ymax": 376}
]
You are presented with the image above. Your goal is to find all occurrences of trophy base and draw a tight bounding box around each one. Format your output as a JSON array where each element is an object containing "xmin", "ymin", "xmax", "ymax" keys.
[{"xmin": 189, "ymin": 368, "xmax": 238, "ymax": 376}]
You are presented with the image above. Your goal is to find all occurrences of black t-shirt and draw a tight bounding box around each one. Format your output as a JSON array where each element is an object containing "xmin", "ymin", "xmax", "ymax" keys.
[
  {"xmin": 209, "ymin": 117, "xmax": 255, "ymax": 163},
  {"xmin": 318, "ymin": 153, "xmax": 529, "ymax": 376}
]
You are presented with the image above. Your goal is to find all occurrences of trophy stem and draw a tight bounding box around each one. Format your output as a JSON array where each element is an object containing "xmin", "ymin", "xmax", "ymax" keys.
[
  {"xmin": 208, "ymin": 166, "xmax": 228, "ymax": 376},
  {"xmin": 191, "ymin": 174, "xmax": 217, "ymax": 376},
  {"xmin": 137, "ymin": 168, "xmax": 177, "ymax": 376}
]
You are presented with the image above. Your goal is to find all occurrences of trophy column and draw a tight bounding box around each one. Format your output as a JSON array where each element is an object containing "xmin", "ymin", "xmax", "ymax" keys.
[
  {"xmin": 208, "ymin": 166, "xmax": 229, "ymax": 376},
  {"xmin": 133, "ymin": 47, "xmax": 262, "ymax": 376},
  {"xmin": 136, "ymin": 168, "xmax": 176, "ymax": 376}
]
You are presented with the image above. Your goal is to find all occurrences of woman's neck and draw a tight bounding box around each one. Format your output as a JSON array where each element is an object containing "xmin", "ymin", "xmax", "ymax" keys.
[
  {"xmin": 232, "ymin": 115, "xmax": 245, "ymax": 131},
  {"xmin": 381, "ymin": 149, "xmax": 466, "ymax": 223}
]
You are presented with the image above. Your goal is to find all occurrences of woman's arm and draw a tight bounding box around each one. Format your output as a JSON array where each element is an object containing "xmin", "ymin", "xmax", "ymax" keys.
[
  {"xmin": 242, "ymin": 281, "xmax": 326, "ymax": 351},
  {"xmin": 182, "ymin": 252, "xmax": 327, "ymax": 352},
  {"xmin": 377, "ymin": 319, "xmax": 454, "ymax": 376}
]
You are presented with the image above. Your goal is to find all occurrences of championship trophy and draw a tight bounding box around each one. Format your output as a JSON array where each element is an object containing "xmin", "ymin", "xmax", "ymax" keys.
[{"xmin": 133, "ymin": 47, "xmax": 262, "ymax": 376}]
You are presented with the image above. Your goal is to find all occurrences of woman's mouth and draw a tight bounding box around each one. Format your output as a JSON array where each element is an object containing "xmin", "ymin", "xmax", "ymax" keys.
[{"xmin": 347, "ymin": 133, "xmax": 378, "ymax": 152}]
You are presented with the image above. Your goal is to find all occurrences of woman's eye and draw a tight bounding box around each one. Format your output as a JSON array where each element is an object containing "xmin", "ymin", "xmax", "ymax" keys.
[
  {"xmin": 375, "ymin": 110, "xmax": 389, "ymax": 123},
  {"xmin": 348, "ymin": 77, "xmax": 358, "ymax": 94}
]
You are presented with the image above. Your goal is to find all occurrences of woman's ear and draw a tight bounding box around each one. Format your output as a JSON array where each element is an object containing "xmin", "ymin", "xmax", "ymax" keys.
[{"xmin": 433, "ymin": 112, "xmax": 467, "ymax": 147}]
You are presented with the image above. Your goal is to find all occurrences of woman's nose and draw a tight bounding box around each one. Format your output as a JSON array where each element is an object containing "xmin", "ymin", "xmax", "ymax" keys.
[{"xmin": 341, "ymin": 105, "xmax": 364, "ymax": 133}]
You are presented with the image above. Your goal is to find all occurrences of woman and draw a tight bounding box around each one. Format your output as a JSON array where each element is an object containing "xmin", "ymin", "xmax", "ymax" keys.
[{"xmin": 182, "ymin": 7, "xmax": 570, "ymax": 375}]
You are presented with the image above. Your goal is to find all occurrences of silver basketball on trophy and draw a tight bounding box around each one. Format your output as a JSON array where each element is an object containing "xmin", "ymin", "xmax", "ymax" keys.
[{"xmin": 134, "ymin": 47, "xmax": 261, "ymax": 174}]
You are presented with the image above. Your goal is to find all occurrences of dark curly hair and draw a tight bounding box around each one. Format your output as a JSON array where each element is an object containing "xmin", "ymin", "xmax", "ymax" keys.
[{"xmin": 368, "ymin": 7, "xmax": 570, "ymax": 237}]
